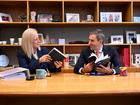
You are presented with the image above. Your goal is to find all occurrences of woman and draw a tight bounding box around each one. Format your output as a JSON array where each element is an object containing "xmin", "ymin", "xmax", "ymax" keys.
[{"xmin": 17, "ymin": 28, "xmax": 62, "ymax": 74}]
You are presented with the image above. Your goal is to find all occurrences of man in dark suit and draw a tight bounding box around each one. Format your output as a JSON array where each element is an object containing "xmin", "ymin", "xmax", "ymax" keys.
[{"xmin": 74, "ymin": 29, "xmax": 121, "ymax": 75}]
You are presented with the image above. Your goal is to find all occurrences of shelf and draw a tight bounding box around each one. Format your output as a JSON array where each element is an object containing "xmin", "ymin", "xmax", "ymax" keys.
[
  {"xmin": 41, "ymin": 44, "xmax": 64, "ymax": 46},
  {"xmin": 1, "ymin": 43, "xmax": 140, "ymax": 47},
  {"xmin": 29, "ymin": 22, "xmax": 140, "ymax": 24},
  {"xmin": 0, "ymin": 0, "xmax": 140, "ymax": 67},
  {"xmin": 28, "ymin": 22, "xmax": 140, "ymax": 28},
  {"xmin": 0, "ymin": 44, "xmax": 20, "ymax": 47},
  {"xmin": 0, "ymin": 22, "xmax": 140, "ymax": 27}
]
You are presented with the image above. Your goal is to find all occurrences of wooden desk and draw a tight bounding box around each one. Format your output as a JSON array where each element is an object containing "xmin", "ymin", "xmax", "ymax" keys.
[{"xmin": 1, "ymin": 72, "xmax": 140, "ymax": 105}]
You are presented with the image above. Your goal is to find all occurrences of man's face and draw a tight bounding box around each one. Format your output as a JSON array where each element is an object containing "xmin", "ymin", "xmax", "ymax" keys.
[{"xmin": 88, "ymin": 34, "xmax": 102, "ymax": 50}]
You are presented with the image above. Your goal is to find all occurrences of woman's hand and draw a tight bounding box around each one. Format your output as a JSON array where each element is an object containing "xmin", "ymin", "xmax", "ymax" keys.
[
  {"xmin": 54, "ymin": 61, "xmax": 63, "ymax": 69},
  {"xmin": 39, "ymin": 54, "xmax": 52, "ymax": 63}
]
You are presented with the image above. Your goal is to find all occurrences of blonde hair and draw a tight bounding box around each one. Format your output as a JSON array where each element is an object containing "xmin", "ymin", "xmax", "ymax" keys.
[{"xmin": 21, "ymin": 28, "xmax": 38, "ymax": 58}]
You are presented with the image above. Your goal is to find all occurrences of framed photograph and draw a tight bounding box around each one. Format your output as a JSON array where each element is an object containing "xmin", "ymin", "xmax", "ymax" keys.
[
  {"xmin": 135, "ymin": 54, "xmax": 140, "ymax": 65},
  {"xmin": 37, "ymin": 14, "xmax": 53, "ymax": 22},
  {"xmin": 66, "ymin": 13, "xmax": 80, "ymax": 22},
  {"xmin": 68, "ymin": 54, "xmax": 80, "ymax": 67},
  {"xmin": 126, "ymin": 31, "xmax": 136, "ymax": 44},
  {"xmin": 38, "ymin": 33, "xmax": 44, "ymax": 44},
  {"xmin": 136, "ymin": 34, "xmax": 140, "ymax": 43},
  {"xmin": 134, "ymin": 17, "xmax": 140, "ymax": 22},
  {"xmin": 111, "ymin": 35, "xmax": 123, "ymax": 44},
  {"xmin": 114, "ymin": 12, "xmax": 122, "ymax": 22},
  {"xmin": 58, "ymin": 38, "xmax": 65, "ymax": 44},
  {"xmin": 100, "ymin": 12, "xmax": 108, "ymax": 22},
  {"xmin": 100, "ymin": 12, "xmax": 122, "ymax": 22},
  {"xmin": 0, "ymin": 13, "xmax": 13, "ymax": 22}
]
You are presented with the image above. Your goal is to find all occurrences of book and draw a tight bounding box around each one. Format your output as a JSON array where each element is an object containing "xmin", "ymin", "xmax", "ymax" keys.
[
  {"xmin": 121, "ymin": 48, "xmax": 130, "ymax": 66},
  {"xmin": 48, "ymin": 48, "xmax": 66, "ymax": 62},
  {"xmin": 0, "ymin": 67, "xmax": 29, "ymax": 78},
  {"xmin": 88, "ymin": 53, "xmax": 110, "ymax": 67}
]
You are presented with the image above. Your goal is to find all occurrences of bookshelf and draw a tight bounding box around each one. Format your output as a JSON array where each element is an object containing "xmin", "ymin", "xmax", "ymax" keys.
[{"xmin": 0, "ymin": 0, "xmax": 140, "ymax": 69}]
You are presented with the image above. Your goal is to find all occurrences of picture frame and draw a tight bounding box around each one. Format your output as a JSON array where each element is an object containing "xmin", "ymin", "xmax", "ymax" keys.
[
  {"xmin": 66, "ymin": 13, "xmax": 80, "ymax": 22},
  {"xmin": 114, "ymin": 12, "xmax": 122, "ymax": 22},
  {"xmin": 68, "ymin": 54, "xmax": 80, "ymax": 67},
  {"xmin": 134, "ymin": 16, "xmax": 140, "ymax": 22},
  {"xmin": 135, "ymin": 54, "xmax": 140, "ymax": 65},
  {"xmin": 38, "ymin": 33, "xmax": 44, "ymax": 44},
  {"xmin": 126, "ymin": 31, "xmax": 136, "ymax": 44},
  {"xmin": 58, "ymin": 38, "xmax": 65, "ymax": 44},
  {"xmin": 37, "ymin": 14, "xmax": 53, "ymax": 22},
  {"xmin": 100, "ymin": 12, "xmax": 122, "ymax": 22},
  {"xmin": 100, "ymin": 12, "xmax": 108, "ymax": 22},
  {"xmin": 111, "ymin": 35, "xmax": 123, "ymax": 44},
  {"xmin": 136, "ymin": 34, "xmax": 140, "ymax": 43},
  {"xmin": 0, "ymin": 13, "xmax": 13, "ymax": 22}
]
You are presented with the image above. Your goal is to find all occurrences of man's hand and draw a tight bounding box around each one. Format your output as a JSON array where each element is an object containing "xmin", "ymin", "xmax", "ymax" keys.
[
  {"xmin": 82, "ymin": 62, "xmax": 94, "ymax": 73},
  {"xmin": 96, "ymin": 62, "xmax": 113, "ymax": 74}
]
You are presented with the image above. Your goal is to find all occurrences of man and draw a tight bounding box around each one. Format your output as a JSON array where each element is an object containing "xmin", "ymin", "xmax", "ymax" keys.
[{"xmin": 74, "ymin": 29, "xmax": 121, "ymax": 75}]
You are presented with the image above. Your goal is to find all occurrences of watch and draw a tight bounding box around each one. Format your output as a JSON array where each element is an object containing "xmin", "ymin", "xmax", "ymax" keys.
[{"xmin": 112, "ymin": 69, "xmax": 116, "ymax": 74}]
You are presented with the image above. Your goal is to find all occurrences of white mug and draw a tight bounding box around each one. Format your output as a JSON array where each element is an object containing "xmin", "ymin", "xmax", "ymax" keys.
[
  {"xmin": 18, "ymin": 38, "xmax": 22, "ymax": 45},
  {"xmin": 10, "ymin": 38, "xmax": 15, "ymax": 45},
  {"xmin": 2, "ymin": 41, "xmax": 7, "ymax": 45},
  {"xmin": 0, "ymin": 41, "xmax": 2, "ymax": 44}
]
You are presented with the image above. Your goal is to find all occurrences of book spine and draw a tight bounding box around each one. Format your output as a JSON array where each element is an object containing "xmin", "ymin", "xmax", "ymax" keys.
[{"xmin": 121, "ymin": 48, "xmax": 130, "ymax": 67}]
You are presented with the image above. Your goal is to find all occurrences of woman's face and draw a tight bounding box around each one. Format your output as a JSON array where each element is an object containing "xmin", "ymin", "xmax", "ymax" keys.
[{"xmin": 33, "ymin": 34, "xmax": 41, "ymax": 49}]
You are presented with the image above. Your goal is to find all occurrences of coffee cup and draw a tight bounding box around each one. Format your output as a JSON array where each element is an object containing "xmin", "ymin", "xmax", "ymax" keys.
[
  {"xmin": 2, "ymin": 41, "xmax": 7, "ymax": 45},
  {"xmin": 18, "ymin": 38, "xmax": 22, "ymax": 45},
  {"xmin": 36, "ymin": 69, "xmax": 47, "ymax": 79},
  {"xmin": 0, "ymin": 41, "xmax": 2, "ymax": 44},
  {"xmin": 10, "ymin": 38, "xmax": 15, "ymax": 45}
]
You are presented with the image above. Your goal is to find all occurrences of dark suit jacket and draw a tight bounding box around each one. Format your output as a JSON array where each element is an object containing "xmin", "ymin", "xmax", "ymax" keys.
[
  {"xmin": 74, "ymin": 45, "xmax": 121, "ymax": 74},
  {"xmin": 17, "ymin": 47, "xmax": 61, "ymax": 74}
]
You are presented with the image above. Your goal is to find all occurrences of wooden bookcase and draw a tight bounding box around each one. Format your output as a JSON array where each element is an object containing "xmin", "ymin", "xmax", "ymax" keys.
[{"xmin": 0, "ymin": 0, "xmax": 140, "ymax": 69}]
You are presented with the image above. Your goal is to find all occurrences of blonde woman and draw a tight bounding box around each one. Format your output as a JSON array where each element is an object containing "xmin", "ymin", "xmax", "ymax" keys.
[{"xmin": 17, "ymin": 28, "xmax": 62, "ymax": 74}]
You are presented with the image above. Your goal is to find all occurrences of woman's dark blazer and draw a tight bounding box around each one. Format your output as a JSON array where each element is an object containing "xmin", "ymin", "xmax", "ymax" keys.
[{"xmin": 17, "ymin": 47, "xmax": 61, "ymax": 74}]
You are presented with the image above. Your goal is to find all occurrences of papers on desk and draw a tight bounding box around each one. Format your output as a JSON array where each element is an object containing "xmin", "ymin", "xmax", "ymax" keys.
[
  {"xmin": 0, "ymin": 67, "xmax": 28, "ymax": 79},
  {"xmin": 2, "ymin": 73, "xmax": 26, "ymax": 80}
]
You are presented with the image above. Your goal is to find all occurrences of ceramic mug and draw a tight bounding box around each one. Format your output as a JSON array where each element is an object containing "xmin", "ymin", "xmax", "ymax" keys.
[
  {"xmin": 36, "ymin": 69, "xmax": 47, "ymax": 79},
  {"xmin": 10, "ymin": 38, "xmax": 15, "ymax": 45},
  {"xmin": 18, "ymin": 38, "xmax": 22, "ymax": 45}
]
